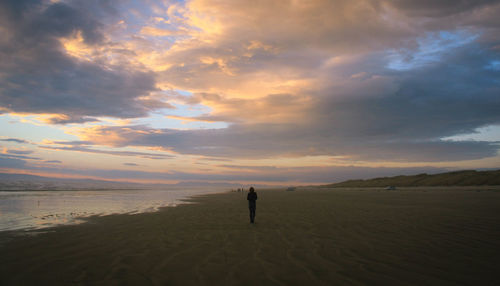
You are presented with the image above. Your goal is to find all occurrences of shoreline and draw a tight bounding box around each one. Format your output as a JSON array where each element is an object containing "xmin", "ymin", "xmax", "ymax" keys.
[
  {"xmin": 0, "ymin": 188, "xmax": 230, "ymax": 233},
  {"xmin": 2, "ymin": 187, "xmax": 500, "ymax": 285},
  {"xmin": 0, "ymin": 189, "xmax": 232, "ymax": 241}
]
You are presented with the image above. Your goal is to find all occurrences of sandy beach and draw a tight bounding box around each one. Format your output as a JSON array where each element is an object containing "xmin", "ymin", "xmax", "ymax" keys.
[{"xmin": 1, "ymin": 187, "xmax": 500, "ymax": 285}]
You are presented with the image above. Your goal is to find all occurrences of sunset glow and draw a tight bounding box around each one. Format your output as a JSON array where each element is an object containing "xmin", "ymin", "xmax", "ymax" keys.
[{"xmin": 1, "ymin": 0, "xmax": 499, "ymax": 185}]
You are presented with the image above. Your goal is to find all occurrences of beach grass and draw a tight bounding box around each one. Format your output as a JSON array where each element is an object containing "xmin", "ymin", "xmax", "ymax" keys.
[{"xmin": 1, "ymin": 187, "xmax": 500, "ymax": 285}]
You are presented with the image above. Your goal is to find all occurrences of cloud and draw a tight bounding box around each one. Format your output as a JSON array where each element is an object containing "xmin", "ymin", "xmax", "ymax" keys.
[
  {"xmin": 0, "ymin": 138, "xmax": 30, "ymax": 144},
  {"xmin": 6, "ymin": 149, "xmax": 33, "ymax": 155},
  {"xmin": 155, "ymin": 0, "xmax": 500, "ymax": 93},
  {"xmin": 44, "ymin": 160, "xmax": 62, "ymax": 164},
  {"xmin": 69, "ymin": 122, "xmax": 498, "ymax": 162},
  {"xmin": 140, "ymin": 26, "xmax": 186, "ymax": 37},
  {"xmin": 68, "ymin": 39, "xmax": 500, "ymax": 162},
  {"xmin": 0, "ymin": 0, "xmax": 159, "ymax": 123},
  {"xmin": 43, "ymin": 115, "xmax": 99, "ymax": 125},
  {"xmin": 0, "ymin": 153, "xmax": 41, "ymax": 161},
  {"xmin": 40, "ymin": 144, "xmax": 174, "ymax": 160},
  {"xmin": 145, "ymin": 0, "xmax": 500, "ymax": 162},
  {"xmin": 387, "ymin": 0, "xmax": 499, "ymax": 17},
  {"xmin": 1, "ymin": 0, "xmax": 499, "ymax": 180},
  {"xmin": 0, "ymin": 157, "xmax": 27, "ymax": 169},
  {"xmin": 170, "ymin": 92, "xmax": 313, "ymax": 124}
]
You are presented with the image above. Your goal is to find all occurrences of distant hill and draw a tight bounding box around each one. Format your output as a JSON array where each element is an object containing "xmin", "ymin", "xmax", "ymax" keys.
[{"xmin": 321, "ymin": 170, "xmax": 500, "ymax": 188}]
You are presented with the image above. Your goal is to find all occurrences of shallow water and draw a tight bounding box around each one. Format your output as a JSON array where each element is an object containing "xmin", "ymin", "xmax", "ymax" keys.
[{"xmin": 0, "ymin": 188, "xmax": 222, "ymax": 231}]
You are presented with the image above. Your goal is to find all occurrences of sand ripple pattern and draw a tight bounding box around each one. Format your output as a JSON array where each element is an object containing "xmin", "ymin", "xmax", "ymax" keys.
[{"xmin": 1, "ymin": 187, "xmax": 500, "ymax": 285}]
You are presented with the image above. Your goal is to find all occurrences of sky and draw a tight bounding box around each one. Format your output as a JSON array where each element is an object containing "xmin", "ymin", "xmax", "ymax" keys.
[{"xmin": 1, "ymin": 0, "xmax": 499, "ymax": 185}]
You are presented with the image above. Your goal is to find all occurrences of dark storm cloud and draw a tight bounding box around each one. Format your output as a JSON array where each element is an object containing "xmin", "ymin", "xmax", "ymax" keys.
[
  {"xmin": 0, "ymin": 0, "xmax": 157, "ymax": 123},
  {"xmin": 307, "ymin": 47, "xmax": 500, "ymax": 151},
  {"xmin": 333, "ymin": 45, "xmax": 499, "ymax": 138}
]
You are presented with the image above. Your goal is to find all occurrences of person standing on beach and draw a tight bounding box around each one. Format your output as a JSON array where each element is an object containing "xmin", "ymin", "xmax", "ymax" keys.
[{"xmin": 247, "ymin": 187, "xmax": 258, "ymax": 223}]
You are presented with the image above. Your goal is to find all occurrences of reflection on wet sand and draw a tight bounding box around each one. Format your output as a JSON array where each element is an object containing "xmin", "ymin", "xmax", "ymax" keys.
[{"xmin": 0, "ymin": 188, "xmax": 222, "ymax": 231}]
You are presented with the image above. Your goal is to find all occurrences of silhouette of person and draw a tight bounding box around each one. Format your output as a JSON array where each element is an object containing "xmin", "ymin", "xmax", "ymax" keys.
[{"xmin": 247, "ymin": 187, "xmax": 257, "ymax": 223}]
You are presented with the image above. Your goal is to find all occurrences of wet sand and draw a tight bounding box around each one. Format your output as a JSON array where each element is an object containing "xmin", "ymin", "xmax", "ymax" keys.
[{"xmin": 1, "ymin": 187, "xmax": 500, "ymax": 285}]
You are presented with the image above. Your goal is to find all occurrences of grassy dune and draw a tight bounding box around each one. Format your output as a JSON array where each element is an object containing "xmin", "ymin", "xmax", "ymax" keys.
[
  {"xmin": 322, "ymin": 170, "xmax": 500, "ymax": 188},
  {"xmin": 1, "ymin": 187, "xmax": 500, "ymax": 285}
]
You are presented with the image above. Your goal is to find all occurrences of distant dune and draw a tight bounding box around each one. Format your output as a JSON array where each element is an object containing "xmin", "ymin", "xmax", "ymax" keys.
[{"xmin": 322, "ymin": 169, "xmax": 500, "ymax": 188}]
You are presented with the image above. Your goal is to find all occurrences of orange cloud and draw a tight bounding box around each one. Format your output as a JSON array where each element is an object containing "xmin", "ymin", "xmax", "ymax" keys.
[
  {"xmin": 140, "ymin": 26, "xmax": 187, "ymax": 37},
  {"xmin": 68, "ymin": 126, "xmax": 136, "ymax": 147}
]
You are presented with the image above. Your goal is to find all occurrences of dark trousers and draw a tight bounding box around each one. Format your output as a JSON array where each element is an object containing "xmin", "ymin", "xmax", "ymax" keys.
[{"xmin": 249, "ymin": 202, "xmax": 256, "ymax": 223}]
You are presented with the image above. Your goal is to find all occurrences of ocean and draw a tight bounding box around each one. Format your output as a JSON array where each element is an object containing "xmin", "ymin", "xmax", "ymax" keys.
[{"xmin": 0, "ymin": 188, "xmax": 223, "ymax": 231}]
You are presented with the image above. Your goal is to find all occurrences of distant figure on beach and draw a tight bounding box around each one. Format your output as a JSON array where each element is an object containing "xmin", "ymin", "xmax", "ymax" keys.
[{"xmin": 247, "ymin": 187, "xmax": 258, "ymax": 223}]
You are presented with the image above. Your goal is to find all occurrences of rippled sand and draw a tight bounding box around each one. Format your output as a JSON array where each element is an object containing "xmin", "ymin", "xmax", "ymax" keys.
[{"xmin": 1, "ymin": 187, "xmax": 499, "ymax": 285}]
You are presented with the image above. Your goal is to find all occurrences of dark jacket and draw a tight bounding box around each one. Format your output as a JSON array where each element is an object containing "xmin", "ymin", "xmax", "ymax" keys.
[{"xmin": 247, "ymin": 192, "xmax": 257, "ymax": 203}]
